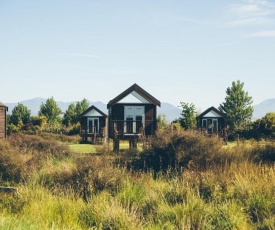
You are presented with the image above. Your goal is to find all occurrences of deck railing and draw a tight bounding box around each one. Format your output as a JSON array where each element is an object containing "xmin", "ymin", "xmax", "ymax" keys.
[
  {"xmin": 110, "ymin": 120, "xmax": 144, "ymax": 139},
  {"xmin": 80, "ymin": 126, "xmax": 104, "ymax": 136}
]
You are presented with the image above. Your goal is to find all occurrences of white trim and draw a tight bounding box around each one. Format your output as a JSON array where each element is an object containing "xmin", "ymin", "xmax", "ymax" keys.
[
  {"xmin": 87, "ymin": 117, "xmax": 99, "ymax": 134},
  {"xmin": 203, "ymin": 110, "xmax": 222, "ymax": 118},
  {"xmin": 82, "ymin": 109, "xmax": 102, "ymax": 117},
  {"xmin": 118, "ymin": 91, "xmax": 150, "ymax": 104}
]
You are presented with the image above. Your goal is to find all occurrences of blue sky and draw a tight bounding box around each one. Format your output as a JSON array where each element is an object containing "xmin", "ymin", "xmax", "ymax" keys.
[{"xmin": 1, "ymin": 0, "xmax": 275, "ymax": 111}]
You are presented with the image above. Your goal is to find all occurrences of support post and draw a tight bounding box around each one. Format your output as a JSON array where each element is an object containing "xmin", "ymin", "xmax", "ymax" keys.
[
  {"xmin": 113, "ymin": 139, "xmax": 120, "ymax": 153},
  {"xmin": 129, "ymin": 139, "xmax": 137, "ymax": 149}
]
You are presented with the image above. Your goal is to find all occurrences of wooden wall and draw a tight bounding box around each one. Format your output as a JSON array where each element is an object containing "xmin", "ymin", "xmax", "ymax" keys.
[
  {"xmin": 0, "ymin": 106, "xmax": 7, "ymax": 138},
  {"xmin": 108, "ymin": 103, "xmax": 157, "ymax": 138}
]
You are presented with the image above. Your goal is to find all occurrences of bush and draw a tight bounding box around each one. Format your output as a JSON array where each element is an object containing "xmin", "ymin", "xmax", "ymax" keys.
[
  {"xmin": 0, "ymin": 133, "xmax": 75, "ymax": 183},
  {"xmin": 38, "ymin": 155, "xmax": 124, "ymax": 201},
  {"xmin": 0, "ymin": 140, "xmax": 24, "ymax": 182},
  {"xmin": 8, "ymin": 133, "xmax": 72, "ymax": 159},
  {"xmin": 252, "ymin": 143, "xmax": 275, "ymax": 162},
  {"xmin": 124, "ymin": 126, "xmax": 223, "ymax": 172}
]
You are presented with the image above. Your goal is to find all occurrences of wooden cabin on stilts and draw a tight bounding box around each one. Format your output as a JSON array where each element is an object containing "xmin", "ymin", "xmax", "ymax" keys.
[{"xmin": 107, "ymin": 83, "xmax": 161, "ymax": 152}]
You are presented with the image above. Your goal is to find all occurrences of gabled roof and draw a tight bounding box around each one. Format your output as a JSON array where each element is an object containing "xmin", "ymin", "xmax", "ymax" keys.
[
  {"xmin": 197, "ymin": 106, "xmax": 226, "ymax": 119},
  {"xmin": 0, "ymin": 102, "xmax": 8, "ymax": 111},
  {"xmin": 107, "ymin": 83, "xmax": 161, "ymax": 108},
  {"xmin": 80, "ymin": 105, "xmax": 107, "ymax": 117}
]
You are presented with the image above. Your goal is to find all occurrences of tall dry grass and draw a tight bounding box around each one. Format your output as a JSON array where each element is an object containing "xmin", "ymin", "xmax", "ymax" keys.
[{"xmin": 1, "ymin": 132, "xmax": 275, "ymax": 229}]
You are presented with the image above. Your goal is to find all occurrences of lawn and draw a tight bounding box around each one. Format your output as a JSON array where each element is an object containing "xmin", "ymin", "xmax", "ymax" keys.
[
  {"xmin": 69, "ymin": 144, "xmax": 98, "ymax": 154},
  {"xmin": 69, "ymin": 140, "xmax": 144, "ymax": 154}
]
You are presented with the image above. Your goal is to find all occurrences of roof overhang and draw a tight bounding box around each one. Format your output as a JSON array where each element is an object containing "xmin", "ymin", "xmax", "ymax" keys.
[
  {"xmin": 198, "ymin": 106, "xmax": 226, "ymax": 119},
  {"xmin": 107, "ymin": 83, "xmax": 161, "ymax": 109},
  {"xmin": 80, "ymin": 105, "xmax": 107, "ymax": 117}
]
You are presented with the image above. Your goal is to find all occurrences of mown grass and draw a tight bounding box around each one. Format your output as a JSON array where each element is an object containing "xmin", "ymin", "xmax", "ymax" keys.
[
  {"xmin": 1, "ymin": 131, "xmax": 275, "ymax": 229},
  {"xmin": 69, "ymin": 144, "xmax": 98, "ymax": 154}
]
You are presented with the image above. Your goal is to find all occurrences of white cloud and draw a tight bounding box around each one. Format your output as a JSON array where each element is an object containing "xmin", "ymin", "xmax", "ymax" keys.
[
  {"xmin": 229, "ymin": 17, "xmax": 271, "ymax": 27},
  {"xmin": 228, "ymin": 0, "xmax": 275, "ymax": 27},
  {"xmin": 250, "ymin": 30, "xmax": 275, "ymax": 36}
]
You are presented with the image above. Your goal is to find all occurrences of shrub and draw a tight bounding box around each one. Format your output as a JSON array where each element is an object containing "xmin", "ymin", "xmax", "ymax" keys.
[
  {"xmin": 252, "ymin": 143, "xmax": 275, "ymax": 162},
  {"xmin": 38, "ymin": 155, "xmax": 124, "ymax": 201},
  {"xmin": 8, "ymin": 133, "xmax": 72, "ymax": 160},
  {"xmin": 0, "ymin": 140, "xmax": 24, "ymax": 182},
  {"xmin": 0, "ymin": 133, "xmax": 75, "ymax": 183},
  {"xmin": 126, "ymin": 126, "xmax": 222, "ymax": 172}
]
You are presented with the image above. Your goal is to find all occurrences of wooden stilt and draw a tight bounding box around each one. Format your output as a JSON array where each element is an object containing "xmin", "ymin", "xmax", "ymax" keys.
[{"xmin": 113, "ymin": 139, "xmax": 120, "ymax": 153}]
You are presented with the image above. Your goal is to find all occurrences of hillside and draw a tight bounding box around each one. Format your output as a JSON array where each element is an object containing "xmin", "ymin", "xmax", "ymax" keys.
[{"xmin": 253, "ymin": 99, "xmax": 275, "ymax": 119}]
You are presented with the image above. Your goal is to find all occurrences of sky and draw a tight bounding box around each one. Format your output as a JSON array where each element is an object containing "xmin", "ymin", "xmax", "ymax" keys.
[{"xmin": 0, "ymin": 0, "xmax": 275, "ymax": 111}]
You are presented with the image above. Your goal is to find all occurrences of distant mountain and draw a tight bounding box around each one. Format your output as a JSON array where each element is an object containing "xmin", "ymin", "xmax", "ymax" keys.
[
  {"xmin": 158, "ymin": 102, "xmax": 181, "ymax": 122},
  {"xmin": 5, "ymin": 98, "xmax": 181, "ymax": 122},
  {"xmin": 7, "ymin": 97, "xmax": 275, "ymax": 122},
  {"xmin": 253, "ymin": 99, "xmax": 275, "ymax": 119}
]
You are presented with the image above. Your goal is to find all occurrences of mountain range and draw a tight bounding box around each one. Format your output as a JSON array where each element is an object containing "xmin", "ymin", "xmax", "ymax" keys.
[
  {"xmin": 4, "ymin": 97, "xmax": 182, "ymax": 122},
  {"xmin": 4, "ymin": 98, "xmax": 275, "ymax": 122}
]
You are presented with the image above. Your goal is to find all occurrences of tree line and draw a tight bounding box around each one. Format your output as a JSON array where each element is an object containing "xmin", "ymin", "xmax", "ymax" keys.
[
  {"xmin": 7, "ymin": 97, "xmax": 89, "ymax": 135},
  {"xmin": 7, "ymin": 80, "xmax": 275, "ymax": 140},
  {"xmin": 170, "ymin": 80, "xmax": 275, "ymax": 140}
]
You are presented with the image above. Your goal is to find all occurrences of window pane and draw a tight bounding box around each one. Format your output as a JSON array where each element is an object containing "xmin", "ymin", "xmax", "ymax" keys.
[{"xmin": 94, "ymin": 119, "xmax": 98, "ymax": 133}]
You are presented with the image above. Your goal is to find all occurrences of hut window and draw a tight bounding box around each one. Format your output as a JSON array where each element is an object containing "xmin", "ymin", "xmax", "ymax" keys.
[{"xmin": 87, "ymin": 118, "xmax": 99, "ymax": 134}]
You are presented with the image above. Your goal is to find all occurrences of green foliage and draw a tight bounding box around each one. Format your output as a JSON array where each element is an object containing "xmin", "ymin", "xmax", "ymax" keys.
[
  {"xmin": 62, "ymin": 103, "xmax": 76, "ymax": 126},
  {"xmin": 220, "ymin": 80, "xmax": 253, "ymax": 136},
  {"xmin": 260, "ymin": 112, "xmax": 275, "ymax": 138},
  {"xmin": 38, "ymin": 97, "xmax": 62, "ymax": 124},
  {"xmin": 7, "ymin": 123, "xmax": 20, "ymax": 134},
  {"xmin": 125, "ymin": 126, "xmax": 222, "ymax": 171},
  {"xmin": 157, "ymin": 114, "xmax": 168, "ymax": 129},
  {"xmin": 42, "ymin": 122, "xmax": 64, "ymax": 134},
  {"xmin": 63, "ymin": 99, "xmax": 89, "ymax": 126},
  {"xmin": 179, "ymin": 102, "xmax": 197, "ymax": 130},
  {"xmin": 31, "ymin": 115, "xmax": 47, "ymax": 128},
  {"xmin": 9, "ymin": 103, "xmax": 31, "ymax": 126},
  {"xmin": 75, "ymin": 98, "xmax": 89, "ymax": 117}
]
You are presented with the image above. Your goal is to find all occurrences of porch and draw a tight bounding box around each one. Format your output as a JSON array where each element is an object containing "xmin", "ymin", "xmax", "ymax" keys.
[
  {"xmin": 80, "ymin": 126, "xmax": 105, "ymax": 144},
  {"xmin": 109, "ymin": 120, "xmax": 145, "ymax": 140}
]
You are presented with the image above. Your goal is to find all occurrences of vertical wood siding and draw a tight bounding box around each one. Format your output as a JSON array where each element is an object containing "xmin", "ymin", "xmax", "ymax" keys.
[{"xmin": 0, "ymin": 107, "xmax": 6, "ymax": 138}]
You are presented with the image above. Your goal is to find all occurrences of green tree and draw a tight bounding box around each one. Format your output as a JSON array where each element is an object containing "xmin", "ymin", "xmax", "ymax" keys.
[
  {"xmin": 75, "ymin": 98, "xmax": 89, "ymax": 116},
  {"xmin": 219, "ymin": 80, "xmax": 253, "ymax": 135},
  {"xmin": 179, "ymin": 102, "xmax": 197, "ymax": 130},
  {"xmin": 9, "ymin": 103, "xmax": 31, "ymax": 126},
  {"xmin": 38, "ymin": 97, "xmax": 62, "ymax": 123},
  {"xmin": 260, "ymin": 112, "xmax": 275, "ymax": 137},
  {"xmin": 157, "ymin": 114, "xmax": 168, "ymax": 130},
  {"xmin": 63, "ymin": 99, "xmax": 89, "ymax": 126},
  {"xmin": 63, "ymin": 103, "xmax": 77, "ymax": 126}
]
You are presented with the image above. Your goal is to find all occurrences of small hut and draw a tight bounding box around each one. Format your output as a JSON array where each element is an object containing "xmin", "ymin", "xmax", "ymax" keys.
[
  {"xmin": 80, "ymin": 105, "xmax": 108, "ymax": 144},
  {"xmin": 197, "ymin": 106, "xmax": 226, "ymax": 135}
]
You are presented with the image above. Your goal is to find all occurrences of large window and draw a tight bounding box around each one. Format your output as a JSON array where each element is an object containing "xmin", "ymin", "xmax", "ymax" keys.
[
  {"xmin": 124, "ymin": 106, "xmax": 144, "ymax": 134},
  {"xmin": 202, "ymin": 118, "xmax": 218, "ymax": 134}
]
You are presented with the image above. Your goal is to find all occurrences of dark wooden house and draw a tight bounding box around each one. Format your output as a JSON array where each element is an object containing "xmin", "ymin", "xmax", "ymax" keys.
[
  {"xmin": 0, "ymin": 102, "xmax": 8, "ymax": 139},
  {"xmin": 107, "ymin": 83, "xmax": 161, "ymax": 143},
  {"xmin": 80, "ymin": 105, "xmax": 108, "ymax": 143},
  {"xmin": 197, "ymin": 106, "xmax": 226, "ymax": 135}
]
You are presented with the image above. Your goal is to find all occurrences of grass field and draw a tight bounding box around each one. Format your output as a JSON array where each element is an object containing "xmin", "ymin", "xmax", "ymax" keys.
[
  {"xmin": 1, "ymin": 132, "xmax": 275, "ymax": 229},
  {"xmin": 69, "ymin": 140, "xmax": 144, "ymax": 154},
  {"xmin": 69, "ymin": 144, "xmax": 98, "ymax": 154}
]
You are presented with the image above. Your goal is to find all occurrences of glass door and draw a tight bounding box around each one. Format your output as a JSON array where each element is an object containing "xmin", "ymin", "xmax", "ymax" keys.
[
  {"xmin": 87, "ymin": 118, "xmax": 99, "ymax": 134},
  {"xmin": 124, "ymin": 106, "xmax": 144, "ymax": 133}
]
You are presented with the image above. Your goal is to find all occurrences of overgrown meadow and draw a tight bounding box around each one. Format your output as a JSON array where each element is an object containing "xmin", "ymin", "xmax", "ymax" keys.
[{"xmin": 1, "ymin": 128, "xmax": 275, "ymax": 229}]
